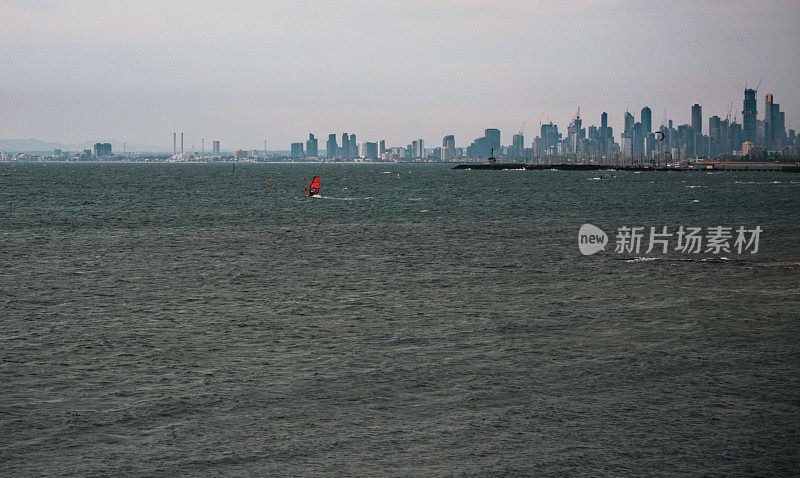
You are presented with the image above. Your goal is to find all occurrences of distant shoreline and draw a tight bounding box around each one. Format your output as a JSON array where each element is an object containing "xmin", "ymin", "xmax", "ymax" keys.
[
  {"xmin": 452, "ymin": 163, "xmax": 800, "ymax": 173},
  {"xmin": 1, "ymin": 160, "xmax": 457, "ymax": 165},
  {"xmin": 2, "ymin": 160, "xmax": 798, "ymax": 172}
]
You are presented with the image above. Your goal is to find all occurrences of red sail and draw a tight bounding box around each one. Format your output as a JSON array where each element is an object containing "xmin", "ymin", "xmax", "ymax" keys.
[{"xmin": 309, "ymin": 176, "xmax": 320, "ymax": 196}]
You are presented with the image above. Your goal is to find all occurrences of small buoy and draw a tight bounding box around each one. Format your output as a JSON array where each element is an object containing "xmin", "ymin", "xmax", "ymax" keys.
[{"xmin": 269, "ymin": 179, "xmax": 272, "ymax": 187}]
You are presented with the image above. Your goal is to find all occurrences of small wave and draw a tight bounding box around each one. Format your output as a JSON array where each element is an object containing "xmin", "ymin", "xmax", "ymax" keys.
[
  {"xmin": 755, "ymin": 261, "xmax": 800, "ymax": 268},
  {"xmin": 691, "ymin": 199, "xmax": 700, "ymax": 203},
  {"xmin": 419, "ymin": 209, "xmax": 429, "ymax": 213},
  {"xmin": 685, "ymin": 185, "xmax": 706, "ymax": 189},
  {"xmin": 621, "ymin": 256, "xmax": 741, "ymax": 264},
  {"xmin": 733, "ymin": 181, "xmax": 785, "ymax": 185},
  {"xmin": 624, "ymin": 257, "xmax": 660, "ymax": 262},
  {"xmin": 698, "ymin": 257, "xmax": 732, "ymax": 263},
  {"xmin": 588, "ymin": 177, "xmax": 602, "ymax": 181},
  {"xmin": 313, "ymin": 196, "xmax": 355, "ymax": 200}
]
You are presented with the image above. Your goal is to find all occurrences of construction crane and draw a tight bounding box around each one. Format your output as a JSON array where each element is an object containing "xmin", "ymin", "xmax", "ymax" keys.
[
  {"xmin": 745, "ymin": 78, "xmax": 763, "ymax": 92},
  {"xmin": 518, "ymin": 121, "xmax": 526, "ymax": 136}
]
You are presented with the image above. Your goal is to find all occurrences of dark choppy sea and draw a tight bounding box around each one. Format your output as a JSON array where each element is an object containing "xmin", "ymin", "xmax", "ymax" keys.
[{"xmin": 1, "ymin": 163, "xmax": 799, "ymax": 476}]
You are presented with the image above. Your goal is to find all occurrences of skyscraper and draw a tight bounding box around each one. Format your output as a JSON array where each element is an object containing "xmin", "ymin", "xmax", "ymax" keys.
[
  {"xmin": 341, "ymin": 133, "xmax": 350, "ymax": 159},
  {"xmin": 361, "ymin": 142, "xmax": 378, "ymax": 159},
  {"xmin": 485, "ymin": 129, "xmax": 500, "ymax": 155},
  {"xmin": 691, "ymin": 104, "xmax": 702, "ymax": 135},
  {"xmin": 467, "ymin": 136, "xmax": 488, "ymax": 158},
  {"xmin": 442, "ymin": 134, "xmax": 456, "ymax": 161},
  {"xmin": 540, "ymin": 122, "xmax": 560, "ymax": 157},
  {"xmin": 568, "ymin": 114, "xmax": 583, "ymax": 156},
  {"xmin": 742, "ymin": 88, "xmax": 757, "ymax": 145},
  {"xmin": 306, "ymin": 133, "xmax": 318, "ymax": 158},
  {"xmin": 600, "ymin": 112, "xmax": 609, "ymax": 153},
  {"xmin": 327, "ymin": 134, "xmax": 338, "ymax": 158},
  {"xmin": 624, "ymin": 111, "xmax": 634, "ymax": 135},
  {"xmin": 290, "ymin": 142, "xmax": 304, "ymax": 159},
  {"xmin": 641, "ymin": 106, "xmax": 652, "ymax": 135},
  {"xmin": 92, "ymin": 142, "xmax": 112, "ymax": 157},
  {"xmin": 636, "ymin": 122, "xmax": 646, "ymax": 158},
  {"xmin": 212, "ymin": 140, "xmax": 220, "ymax": 155},
  {"xmin": 709, "ymin": 116, "xmax": 721, "ymax": 156},
  {"xmin": 512, "ymin": 133, "xmax": 524, "ymax": 158},
  {"xmin": 764, "ymin": 93, "xmax": 784, "ymax": 150},
  {"xmin": 691, "ymin": 104, "xmax": 703, "ymax": 157}
]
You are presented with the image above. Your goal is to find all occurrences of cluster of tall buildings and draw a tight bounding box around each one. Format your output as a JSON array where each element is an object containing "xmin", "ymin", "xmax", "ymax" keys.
[
  {"xmin": 291, "ymin": 133, "xmax": 417, "ymax": 161},
  {"xmin": 92, "ymin": 142, "xmax": 112, "ymax": 158},
  {"xmin": 527, "ymin": 90, "xmax": 794, "ymax": 165},
  {"xmin": 292, "ymin": 133, "xmax": 379, "ymax": 160},
  {"xmin": 466, "ymin": 129, "xmax": 501, "ymax": 158},
  {"xmin": 519, "ymin": 89, "xmax": 794, "ymax": 164},
  {"xmin": 283, "ymin": 87, "xmax": 795, "ymax": 163}
]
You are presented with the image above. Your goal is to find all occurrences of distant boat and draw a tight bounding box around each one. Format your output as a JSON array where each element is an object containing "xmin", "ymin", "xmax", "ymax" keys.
[{"xmin": 306, "ymin": 176, "xmax": 320, "ymax": 197}]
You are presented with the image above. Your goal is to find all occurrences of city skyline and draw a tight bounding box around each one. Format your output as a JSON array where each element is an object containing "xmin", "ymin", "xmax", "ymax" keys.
[
  {"xmin": 1, "ymin": 1, "xmax": 799, "ymax": 149},
  {"xmin": 3, "ymin": 88, "xmax": 796, "ymax": 155}
]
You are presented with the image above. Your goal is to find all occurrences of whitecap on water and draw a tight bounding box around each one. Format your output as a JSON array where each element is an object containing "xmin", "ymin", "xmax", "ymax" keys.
[{"xmin": 624, "ymin": 257, "xmax": 660, "ymax": 262}]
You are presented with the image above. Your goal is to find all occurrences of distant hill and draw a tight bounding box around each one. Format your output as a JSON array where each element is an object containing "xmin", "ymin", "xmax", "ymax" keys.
[{"xmin": 0, "ymin": 138, "xmax": 167, "ymax": 153}]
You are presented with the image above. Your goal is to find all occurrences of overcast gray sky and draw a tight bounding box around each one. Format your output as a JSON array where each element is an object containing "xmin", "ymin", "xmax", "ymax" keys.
[{"xmin": 2, "ymin": 0, "xmax": 799, "ymax": 150}]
